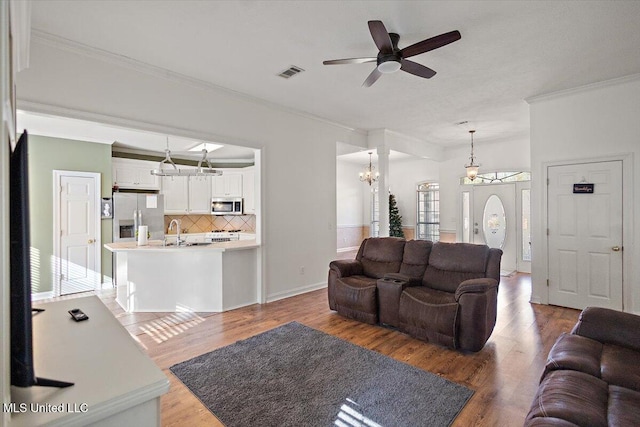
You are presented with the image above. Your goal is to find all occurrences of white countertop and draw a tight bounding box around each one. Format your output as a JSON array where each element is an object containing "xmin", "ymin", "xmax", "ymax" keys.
[{"xmin": 105, "ymin": 239, "xmax": 259, "ymax": 253}]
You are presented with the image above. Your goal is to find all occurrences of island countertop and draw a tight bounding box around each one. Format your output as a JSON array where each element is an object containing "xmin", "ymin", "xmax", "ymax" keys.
[
  {"xmin": 107, "ymin": 239, "xmax": 259, "ymax": 313},
  {"xmin": 104, "ymin": 239, "xmax": 259, "ymax": 253}
]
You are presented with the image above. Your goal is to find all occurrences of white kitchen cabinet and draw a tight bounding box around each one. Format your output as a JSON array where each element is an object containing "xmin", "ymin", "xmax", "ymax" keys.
[
  {"xmin": 112, "ymin": 158, "xmax": 160, "ymax": 190},
  {"xmin": 242, "ymin": 166, "xmax": 256, "ymax": 214},
  {"xmin": 162, "ymin": 175, "xmax": 188, "ymax": 214},
  {"xmin": 188, "ymin": 174, "xmax": 212, "ymax": 213},
  {"xmin": 211, "ymin": 172, "xmax": 243, "ymax": 197},
  {"xmin": 161, "ymin": 170, "xmax": 211, "ymax": 214}
]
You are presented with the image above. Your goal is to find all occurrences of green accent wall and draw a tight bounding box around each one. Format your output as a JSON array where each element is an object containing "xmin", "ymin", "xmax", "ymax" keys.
[{"xmin": 28, "ymin": 135, "xmax": 112, "ymax": 294}]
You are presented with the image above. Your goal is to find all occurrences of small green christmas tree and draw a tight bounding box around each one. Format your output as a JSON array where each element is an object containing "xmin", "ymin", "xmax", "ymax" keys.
[{"xmin": 389, "ymin": 193, "xmax": 405, "ymax": 238}]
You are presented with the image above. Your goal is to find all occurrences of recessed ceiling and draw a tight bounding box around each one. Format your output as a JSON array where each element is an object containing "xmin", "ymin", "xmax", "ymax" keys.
[
  {"xmin": 26, "ymin": 1, "xmax": 640, "ymax": 149},
  {"xmin": 16, "ymin": 111, "xmax": 256, "ymax": 161}
]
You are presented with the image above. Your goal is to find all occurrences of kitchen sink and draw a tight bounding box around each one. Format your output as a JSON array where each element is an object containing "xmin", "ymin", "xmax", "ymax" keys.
[{"xmin": 164, "ymin": 241, "xmax": 212, "ymax": 247}]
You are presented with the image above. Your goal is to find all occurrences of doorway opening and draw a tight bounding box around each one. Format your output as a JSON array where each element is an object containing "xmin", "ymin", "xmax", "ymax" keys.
[{"xmin": 459, "ymin": 171, "xmax": 531, "ymax": 274}]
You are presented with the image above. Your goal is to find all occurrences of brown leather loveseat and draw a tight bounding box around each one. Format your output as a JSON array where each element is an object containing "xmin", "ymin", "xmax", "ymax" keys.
[
  {"xmin": 525, "ymin": 307, "xmax": 640, "ymax": 426},
  {"xmin": 328, "ymin": 237, "xmax": 503, "ymax": 352}
]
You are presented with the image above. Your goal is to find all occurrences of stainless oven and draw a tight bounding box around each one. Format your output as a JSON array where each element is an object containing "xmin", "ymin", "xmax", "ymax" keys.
[{"xmin": 211, "ymin": 198, "xmax": 243, "ymax": 215}]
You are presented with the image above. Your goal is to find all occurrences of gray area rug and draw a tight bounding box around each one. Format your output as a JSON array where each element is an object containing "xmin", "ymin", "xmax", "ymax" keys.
[{"xmin": 170, "ymin": 322, "xmax": 473, "ymax": 427}]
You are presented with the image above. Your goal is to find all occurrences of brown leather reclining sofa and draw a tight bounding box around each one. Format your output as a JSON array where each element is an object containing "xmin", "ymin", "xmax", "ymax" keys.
[
  {"xmin": 525, "ymin": 307, "xmax": 640, "ymax": 426},
  {"xmin": 328, "ymin": 237, "xmax": 503, "ymax": 352}
]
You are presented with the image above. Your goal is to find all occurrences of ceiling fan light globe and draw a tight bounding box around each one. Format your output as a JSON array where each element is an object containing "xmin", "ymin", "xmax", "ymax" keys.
[{"xmin": 377, "ymin": 60, "xmax": 401, "ymax": 74}]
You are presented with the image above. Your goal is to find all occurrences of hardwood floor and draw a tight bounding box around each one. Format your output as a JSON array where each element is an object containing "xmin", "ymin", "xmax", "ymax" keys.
[{"xmin": 52, "ymin": 273, "xmax": 579, "ymax": 426}]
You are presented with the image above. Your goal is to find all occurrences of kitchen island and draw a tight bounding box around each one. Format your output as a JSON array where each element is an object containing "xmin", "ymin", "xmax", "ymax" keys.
[{"xmin": 105, "ymin": 240, "xmax": 260, "ymax": 313}]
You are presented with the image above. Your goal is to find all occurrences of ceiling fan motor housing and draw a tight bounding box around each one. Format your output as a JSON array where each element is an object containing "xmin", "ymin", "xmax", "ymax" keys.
[{"xmin": 377, "ymin": 32, "xmax": 402, "ymax": 73}]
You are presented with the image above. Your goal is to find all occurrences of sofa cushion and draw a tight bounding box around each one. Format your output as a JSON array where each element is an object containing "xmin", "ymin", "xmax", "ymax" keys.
[
  {"xmin": 608, "ymin": 385, "xmax": 640, "ymax": 426},
  {"xmin": 398, "ymin": 287, "xmax": 458, "ymax": 348},
  {"xmin": 359, "ymin": 237, "xmax": 405, "ymax": 279},
  {"xmin": 543, "ymin": 333, "xmax": 603, "ymax": 379},
  {"xmin": 526, "ymin": 370, "xmax": 609, "ymax": 427},
  {"xmin": 423, "ymin": 242, "xmax": 489, "ymax": 293},
  {"xmin": 543, "ymin": 333, "xmax": 640, "ymax": 393},
  {"xmin": 399, "ymin": 240, "xmax": 432, "ymax": 279},
  {"xmin": 601, "ymin": 344, "xmax": 640, "ymax": 392}
]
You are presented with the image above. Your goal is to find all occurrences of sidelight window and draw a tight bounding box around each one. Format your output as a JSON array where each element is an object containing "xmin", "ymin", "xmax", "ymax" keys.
[
  {"xmin": 371, "ymin": 187, "xmax": 379, "ymax": 237},
  {"xmin": 417, "ymin": 183, "xmax": 439, "ymax": 241}
]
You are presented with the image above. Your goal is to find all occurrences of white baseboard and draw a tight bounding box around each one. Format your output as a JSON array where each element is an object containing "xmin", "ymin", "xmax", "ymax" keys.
[
  {"xmin": 32, "ymin": 291, "xmax": 54, "ymax": 301},
  {"xmin": 266, "ymin": 282, "xmax": 327, "ymax": 303}
]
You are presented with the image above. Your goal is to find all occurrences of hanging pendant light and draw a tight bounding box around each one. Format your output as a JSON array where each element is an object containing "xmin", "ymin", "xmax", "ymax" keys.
[
  {"xmin": 359, "ymin": 152, "xmax": 379, "ymax": 186},
  {"xmin": 465, "ymin": 130, "xmax": 479, "ymax": 181}
]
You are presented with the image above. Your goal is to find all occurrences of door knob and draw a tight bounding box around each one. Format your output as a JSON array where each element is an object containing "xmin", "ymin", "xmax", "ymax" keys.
[
  {"xmin": 88, "ymin": 239, "xmax": 95, "ymax": 244},
  {"xmin": 612, "ymin": 246, "xmax": 621, "ymax": 252}
]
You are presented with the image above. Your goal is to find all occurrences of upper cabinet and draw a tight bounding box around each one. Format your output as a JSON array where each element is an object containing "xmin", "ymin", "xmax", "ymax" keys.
[
  {"xmin": 188, "ymin": 175, "xmax": 212, "ymax": 214},
  {"xmin": 112, "ymin": 158, "xmax": 160, "ymax": 190},
  {"xmin": 161, "ymin": 175, "xmax": 188, "ymax": 214},
  {"xmin": 211, "ymin": 173, "xmax": 243, "ymax": 198},
  {"xmin": 162, "ymin": 171, "xmax": 211, "ymax": 215}
]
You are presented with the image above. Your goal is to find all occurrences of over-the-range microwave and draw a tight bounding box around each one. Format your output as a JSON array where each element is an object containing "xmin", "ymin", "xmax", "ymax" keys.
[{"xmin": 211, "ymin": 197, "xmax": 243, "ymax": 215}]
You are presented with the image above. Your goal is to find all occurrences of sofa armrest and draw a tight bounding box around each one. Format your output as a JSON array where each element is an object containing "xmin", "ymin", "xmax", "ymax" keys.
[
  {"xmin": 329, "ymin": 259, "xmax": 363, "ymax": 278},
  {"xmin": 454, "ymin": 278, "xmax": 498, "ymax": 301},
  {"xmin": 572, "ymin": 307, "xmax": 640, "ymax": 352},
  {"xmin": 455, "ymin": 278, "xmax": 499, "ymax": 352}
]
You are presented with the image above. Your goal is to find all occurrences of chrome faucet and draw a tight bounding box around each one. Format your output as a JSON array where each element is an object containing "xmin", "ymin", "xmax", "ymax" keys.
[{"xmin": 168, "ymin": 219, "xmax": 182, "ymax": 246}]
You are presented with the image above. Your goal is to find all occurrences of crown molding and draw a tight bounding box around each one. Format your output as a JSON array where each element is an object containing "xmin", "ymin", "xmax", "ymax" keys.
[
  {"xmin": 526, "ymin": 73, "xmax": 640, "ymax": 104},
  {"xmin": 30, "ymin": 29, "xmax": 365, "ymax": 136}
]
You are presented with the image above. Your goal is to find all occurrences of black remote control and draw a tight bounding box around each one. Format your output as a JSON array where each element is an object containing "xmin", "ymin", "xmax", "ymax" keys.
[{"xmin": 68, "ymin": 308, "xmax": 89, "ymax": 322}]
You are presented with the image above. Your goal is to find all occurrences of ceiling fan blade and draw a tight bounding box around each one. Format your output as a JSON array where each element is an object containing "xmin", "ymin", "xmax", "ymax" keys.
[
  {"xmin": 400, "ymin": 60, "xmax": 437, "ymax": 79},
  {"xmin": 362, "ymin": 68, "xmax": 382, "ymax": 87},
  {"xmin": 368, "ymin": 20, "xmax": 393, "ymax": 53},
  {"xmin": 323, "ymin": 57, "xmax": 377, "ymax": 65},
  {"xmin": 400, "ymin": 30, "xmax": 461, "ymax": 58}
]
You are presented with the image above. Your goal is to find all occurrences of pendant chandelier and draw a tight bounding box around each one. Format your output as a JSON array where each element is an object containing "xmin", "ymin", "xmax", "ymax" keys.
[
  {"xmin": 359, "ymin": 152, "xmax": 379, "ymax": 186},
  {"xmin": 150, "ymin": 138, "xmax": 222, "ymax": 177},
  {"xmin": 465, "ymin": 130, "xmax": 479, "ymax": 181}
]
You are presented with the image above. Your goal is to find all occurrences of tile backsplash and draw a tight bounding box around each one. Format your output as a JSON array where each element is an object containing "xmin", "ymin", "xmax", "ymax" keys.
[{"xmin": 164, "ymin": 214, "xmax": 256, "ymax": 234}]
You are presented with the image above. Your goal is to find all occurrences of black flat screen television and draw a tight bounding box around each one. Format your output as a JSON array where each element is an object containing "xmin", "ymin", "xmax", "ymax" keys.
[{"xmin": 9, "ymin": 130, "xmax": 73, "ymax": 388}]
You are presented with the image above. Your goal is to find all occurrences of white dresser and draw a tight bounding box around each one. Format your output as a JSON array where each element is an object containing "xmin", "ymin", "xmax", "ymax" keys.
[{"xmin": 9, "ymin": 296, "xmax": 169, "ymax": 426}]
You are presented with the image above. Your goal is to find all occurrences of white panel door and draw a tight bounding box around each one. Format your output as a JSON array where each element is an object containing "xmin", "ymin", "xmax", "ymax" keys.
[
  {"xmin": 548, "ymin": 161, "xmax": 623, "ymax": 310},
  {"xmin": 59, "ymin": 175, "xmax": 98, "ymax": 295}
]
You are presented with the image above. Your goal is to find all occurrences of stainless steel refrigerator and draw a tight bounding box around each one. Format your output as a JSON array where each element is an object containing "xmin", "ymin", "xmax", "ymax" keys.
[{"xmin": 112, "ymin": 193, "xmax": 165, "ymax": 242}]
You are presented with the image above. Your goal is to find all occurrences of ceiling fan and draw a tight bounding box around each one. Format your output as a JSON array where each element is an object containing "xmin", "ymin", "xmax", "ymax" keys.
[{"xmin": 323, "ymin": 20, "xmax": 461, "ymax": 87}]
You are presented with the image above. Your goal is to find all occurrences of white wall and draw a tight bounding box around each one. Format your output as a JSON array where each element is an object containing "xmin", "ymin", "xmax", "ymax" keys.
[
  {"xmin": 389, "ymin": 157, "xmax": 440, "ymax": 227},
  {"xmin": 336, "ymin": 159, "xmax": 365, "ymax": 227},
  {"xmin": 17, "ymin": 39, "xmax": 366, "ymax": 302},
  {"xmin": 529, "ymin": 75, "xmax": 640, "ymax": 313},
  {"xmin": 439, "ymin": 136, "xmax": 530, "ymax": 234}
]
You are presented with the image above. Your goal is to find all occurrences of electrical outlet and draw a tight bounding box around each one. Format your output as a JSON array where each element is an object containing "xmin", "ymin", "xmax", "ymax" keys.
[{"xmin": 299, "ymin": 266, "xmax": 305, "ymax": 275}]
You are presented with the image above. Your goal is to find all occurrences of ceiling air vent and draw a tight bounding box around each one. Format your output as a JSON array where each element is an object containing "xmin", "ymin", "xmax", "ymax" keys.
[{"xmin": 278, "ymin": 65, "xmax": 305, "ymax": 79}]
